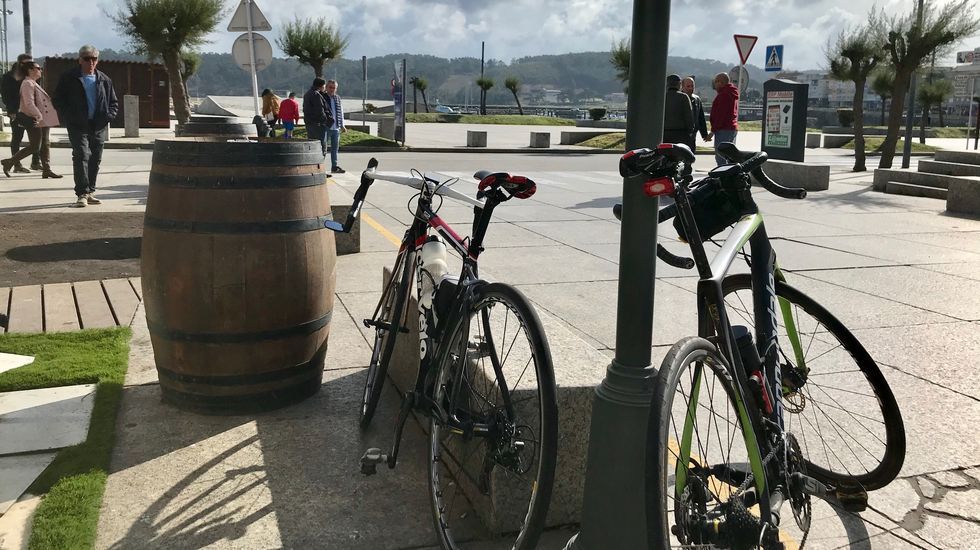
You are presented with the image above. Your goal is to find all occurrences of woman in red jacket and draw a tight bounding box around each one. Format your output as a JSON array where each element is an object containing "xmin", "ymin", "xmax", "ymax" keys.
[
  {"xmin": 707, "ymin": 72, "xmax": 739, "ymax": 165},
  {"xmin": 279, "ymin": 92, "xmax": 300, "ymax": 138}
]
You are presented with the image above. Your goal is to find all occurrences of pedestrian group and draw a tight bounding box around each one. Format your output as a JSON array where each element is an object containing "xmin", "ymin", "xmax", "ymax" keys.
[{"xmin": 662, "ymin": 72, "xmax": 740, "ymax": 168}]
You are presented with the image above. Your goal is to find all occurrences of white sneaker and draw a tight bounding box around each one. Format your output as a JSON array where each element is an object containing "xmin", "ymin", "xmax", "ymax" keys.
[
  {"xmin": 86, "ymin": 194, "xmax": 102, "ymax": 205},
  {"xmin": 74, "ymin": 196, "xmax": 87, "ymax": 208}
]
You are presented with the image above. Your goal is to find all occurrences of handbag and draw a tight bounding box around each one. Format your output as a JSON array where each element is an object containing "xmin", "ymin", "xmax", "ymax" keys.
[{"xmin": 14, "ymin": 111, "xmax": 37, "ymax": 129}]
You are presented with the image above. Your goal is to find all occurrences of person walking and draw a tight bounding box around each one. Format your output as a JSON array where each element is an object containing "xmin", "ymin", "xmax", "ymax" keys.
[
  {"xmin": 279, "ymin": 92, "xmax": 300, "ymax": 138},
  {"xmin": 708, "ymin": 72, "xmax": 739, "ymax": 165},
  {"xmin": 682, "ymin": 76, "xmax": 709, "ymax": 152},
  {"xmin": 303, "ymin": 77, "xmax": 332, "ymax": 176},
  {"xmin": 322, "ymin": 79, "xmax": 347, "ymax": 174},
  {"xmin": 52, "ymin": 45, "xmax": 118, "ymax": 207},
  {"xmin": 261, "ymin": 89, "xmax": 281, "ymax": 137},
  {"xmin": 663, "ymin": 74, "xmax": 694, "ymax": 148},
  {"xmin": 1, "ymin": 61, "xmax": 61, "ymax": 179},
  {"xmin": 1, "ymin": 53, "xmax": 41, "ymax": 172}
]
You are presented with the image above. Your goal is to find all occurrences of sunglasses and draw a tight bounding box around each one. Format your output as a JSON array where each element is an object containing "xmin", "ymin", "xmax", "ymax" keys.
[{"xmin": 82, "ymin": 56, "xmax": 98, "ymax": 62}]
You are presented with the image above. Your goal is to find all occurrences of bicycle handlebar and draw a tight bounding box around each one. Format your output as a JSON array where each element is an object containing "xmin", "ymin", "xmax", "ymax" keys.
[
  {"xmin": 612, "ymin": 202, "xmax": 694, "ymax": 270},
  {"xmin": 715, "ymin": 144, "xmax": 807, "ymax": 200}
]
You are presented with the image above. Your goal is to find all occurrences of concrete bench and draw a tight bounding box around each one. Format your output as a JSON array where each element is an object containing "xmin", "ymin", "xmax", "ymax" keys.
[
  {"xmin": 822, "ymin": 134, "xmax": 854, "ymax": 148},
  {"xmin": 529, "ymin": 132, "xmax": 551, "ymax": 148},
  {"xmin": 947, "ymin": 180, "xmax": 980, "ymax": 216},
  {"xmin": 762, "ymin": 160, "xmax": 830, "ymax": 191},
  {"xmin": 466, "ymin": 130, "xmax": 488, "ymax": 147},
  {"xmin": 382, "ymin": 268, "xmax": 604, "ymax": 527},
  {"xmin": 805, "ymin": 133, "xmax": 821, "ymax": 148},
  {"xmin": 560, "ymin": 130, "xmax": 623, "ymax": 145}
]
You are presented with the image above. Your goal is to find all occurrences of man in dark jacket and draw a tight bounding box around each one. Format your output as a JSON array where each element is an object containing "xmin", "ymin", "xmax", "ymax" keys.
[
  {"xmin": 682, "ymin": 76, "xmax": 709, "ymax": 152},
  {"xmin": 52, "ymin": 45, "xmax": 118, "ymax": 207},
  {"xmin": 303, "ymin": 77, "xmax": 333, "ymax": 172},
  {"xmin": 1, "ymin": 53, "xmax": 40, "ymax": 172},
  {"xmin": 708, "ymin": 72, "xmax": 739, "ymax": 165},
  {"xmin": 663, "ymin": 74, "xmax": 694, "ymax": 148}
]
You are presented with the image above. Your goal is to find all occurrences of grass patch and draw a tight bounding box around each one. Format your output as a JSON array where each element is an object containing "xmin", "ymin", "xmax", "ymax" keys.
[
  {"xmin": 932, "ymin": 127, "xmax": 974, "ymax": 138},
  {"xmin": 578, "ymin": 133, "xmax": 626, "ymax": 150},
  {"xmin": 406, "ymin": 113, "xmax": 576, "ymax": 126},
  {"xmin": 0, "ymin": 328, "xmax": 131, "ymax": 550},
  {"xmin": 290, "ymin": 127, "xmax": 400, "ymax": 148},
  {"xmin": 738, "ymin": 120, "xmax": 820, "ymax": 133},
  {"xmin": 843, "ymin": 136, "xmax": 939, "ymax": 153}
]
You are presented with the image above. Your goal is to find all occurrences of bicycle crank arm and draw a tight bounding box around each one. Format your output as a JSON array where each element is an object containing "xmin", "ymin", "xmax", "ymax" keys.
[
  {"xmin": 790, "ymin": 472, "xmax": 830, "ymax": 499},
  {"xmin": 360, "ymin": 447, "xmax": 389, "ymax": 476}
]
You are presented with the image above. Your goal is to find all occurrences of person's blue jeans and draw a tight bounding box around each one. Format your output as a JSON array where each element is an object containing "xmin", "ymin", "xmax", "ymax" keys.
[
  {"xmin": 68, "ymin": 122, "xmax": 108, "ymax": 196},
  {"xmin": 327, "ymin": 128, "xmax": 341, "ymax": 169},
  {"xmin": 713, "ymin": 129, "xmax": 738, "ymax": 165},
  {"xmin": 307, "ymin": 123, "xmax": 328, "ymax": 157}
]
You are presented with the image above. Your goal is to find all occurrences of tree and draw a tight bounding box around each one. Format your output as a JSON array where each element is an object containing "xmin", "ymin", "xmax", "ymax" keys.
[
  {"xmin": 505, "ymin": 76, "xmax": 524, "ymax": 115},
  {"xmin": 276, "ymin": 17, "xmax": 349, "ymax": 78},
  {"xmin": 870, "ymin": 68, "xmax": 894, "ymax": 125},
  {"xmin": 415, "ymin": 77, "xmax": 430, "ymax": 113},
  {"xmin": 112, "ymin": 0, "xmax": 224, "ymax": 124},
  {"xmin": 180, "ymin": 51, "xmax": 202, "ymax": 90},
  {"xmin": 610, "ymin": 38, "xmax": 630, "ymax": 90},
  {"xmin": 409, "ymin": 76, "xmax": 419, "ymax": 114},
  {"xmin": 877, "ymin": 0, "xmax": 980, "ymax": 168},
  {"xmin": 827, "ymin": 18, "xmax": 886, "ymax": 172},
  {"xmin": 476, "ymin": 77, "xmax": 494, "ymax": 115},
  {"xmin": 917, "ymin": 78, "xmax": 954, "ymax": 139}
]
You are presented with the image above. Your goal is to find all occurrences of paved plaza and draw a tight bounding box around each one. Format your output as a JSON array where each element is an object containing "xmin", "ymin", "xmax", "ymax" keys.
[{"xmin": 1, "ymin": 125, "xmax": 979, "ymax": 548}]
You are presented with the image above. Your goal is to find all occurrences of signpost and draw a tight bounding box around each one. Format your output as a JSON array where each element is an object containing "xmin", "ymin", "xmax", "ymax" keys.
[
  {"xmin": 733, "ymin": 34, "xmax": 758, "ymax": 98},
  {"xmin": 392, "ymin": 60, "xmax": 406, "ymax": 145},
  {"xmin": 227, "ymin": 0, "xmax": 272, "ymax": 116},
  {"xmin": 765, "ymin": 45, "xmax": 783, "ymax": 72}
]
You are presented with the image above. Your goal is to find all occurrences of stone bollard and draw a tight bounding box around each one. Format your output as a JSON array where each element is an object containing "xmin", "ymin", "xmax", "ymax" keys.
[
  {"xmin": 378, "ymin": 118, "xmax": 395, "ymax": 140},
  {"xmin": 124, "ymin": 95, "xmax": 139, "ymax": 138},
  {"xmin": 529, "ymin": 131, "xmax": 550, "ymax": 148},
  {"xmin": 467, "ymin": 130, "xmax": 488, "ymax": 147},
  {"xmin": 805, "ymin": 132, "xmax": 820, "ymax": 148}
]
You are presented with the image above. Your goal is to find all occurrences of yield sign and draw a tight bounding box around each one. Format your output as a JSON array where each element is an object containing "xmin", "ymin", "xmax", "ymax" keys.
[
  {"xmin": 227, "ymin": 0, "xmax": 271, "ymax": 32},
  {"xmin": 734, "ymin": 34, "xmax": 758, "ymax": 65}
]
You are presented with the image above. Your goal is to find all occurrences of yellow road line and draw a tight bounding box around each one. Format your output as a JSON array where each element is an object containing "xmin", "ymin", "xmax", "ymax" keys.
[{"xmin": 362, "ymin": 212, "xmax": 402, "ymax": 247}]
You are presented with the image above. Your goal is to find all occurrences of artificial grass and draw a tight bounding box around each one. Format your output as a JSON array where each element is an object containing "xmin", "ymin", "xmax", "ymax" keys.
[
  {"xmin": 289, "ymin": 127, "xmax": 400, "ymax": 148},
  {"xmin": 843, "ymin": 136, "xmax": 939, "ymax": 153},
  {"xmin": 406, "ymin": 113, "xmax": 576, "ymax": 126},
  {"xmin": 0, "ymin": 327, "xmax": 131, "ymax": 550}
]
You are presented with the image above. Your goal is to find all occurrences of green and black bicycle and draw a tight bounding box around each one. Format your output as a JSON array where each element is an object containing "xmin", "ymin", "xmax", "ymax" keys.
[{"xmin": 614, "ymin": 142, "xmax": 906, "ymax": 549}]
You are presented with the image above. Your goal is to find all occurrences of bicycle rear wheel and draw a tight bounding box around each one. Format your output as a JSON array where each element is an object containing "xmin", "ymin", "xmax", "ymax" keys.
[
  {"xmin": 428, "ymin": 283, "xmax": 557, "ymax": 550},
  {"xmin": 360, "ymin": 249, "xmax": 413, "ymax": 430},
  {"xmin": 647, "ymin": 336, "xmax": 775, "ymax": 549},
  {"xmin": 722, "ymin": 273, "xmax": 905, "ymax": 490}
]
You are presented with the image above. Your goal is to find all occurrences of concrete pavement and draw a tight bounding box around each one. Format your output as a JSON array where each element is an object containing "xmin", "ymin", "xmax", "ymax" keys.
[{"xmin": 2, "ymin": 129, "xmax": 980, "ymax": 547}]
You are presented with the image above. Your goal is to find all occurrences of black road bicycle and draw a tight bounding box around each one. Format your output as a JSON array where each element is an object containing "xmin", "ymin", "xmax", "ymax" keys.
[
  {"xmin": 327, "ymin": 159, "xmax": 558, "ymax": 550},
  {"xmin": 612, "ymin": 143, "xmax": 905, "ymax": 549}
]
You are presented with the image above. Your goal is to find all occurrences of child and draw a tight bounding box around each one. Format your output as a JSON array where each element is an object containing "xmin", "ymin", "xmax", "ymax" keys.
[{"xmin": 279, "ymin": 92, "xmax": 300, "ymax": 139}]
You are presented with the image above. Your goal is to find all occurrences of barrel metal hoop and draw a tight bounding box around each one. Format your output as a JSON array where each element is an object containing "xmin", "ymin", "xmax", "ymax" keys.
[
  {"xmin": 159, "ymin": 375, "xmax": 323, "ymax": 414},
  {"xmin": 143, "ymin": 214, "xmax": 336, "ymax": 234},
  {"xmin": 148, "ymin": 171, "xmax": 327, "ymax": 189},
  {"xmin": 146, "ymin": 310, "xmax": 332, "ymax": 343},
  {"xmin": 156, "ymin": 354, "xmax": 324, "ymax": 386}
]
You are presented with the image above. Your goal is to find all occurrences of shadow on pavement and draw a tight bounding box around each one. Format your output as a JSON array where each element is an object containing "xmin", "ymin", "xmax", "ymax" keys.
[{"xmin": 6, "ymin": 237, "xmax": 141, "ymax": 262}]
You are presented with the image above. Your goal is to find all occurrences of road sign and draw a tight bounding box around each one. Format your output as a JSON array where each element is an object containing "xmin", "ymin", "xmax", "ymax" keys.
[
  {"xmin": 734, "ymin": 34, "xmax": 758, "ymax": 65},
  {"xmin": 232, "ymin": 32, "xmax": 273, "ymax": 72},
  {"xmin": 765, "ymin": 45, "xmax": 783, "ymax": 72},
  {"xmin": 729, "ymin": 66, "xmax": 749, "ymax": 89},
  {"xmin": 227, "ymin": 0, "xmax": 271, "ymax": 32}
]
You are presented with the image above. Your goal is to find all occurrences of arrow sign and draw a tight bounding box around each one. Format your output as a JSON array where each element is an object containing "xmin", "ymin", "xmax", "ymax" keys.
[
  {"xmin": 734, "ymin": 34, "xmax": 758, "ymax": 65},
  {"xmin": 227, "ymin": 0, "xmax": 271, "ymax": 31},
  {"xmin": 765, "ymin": 45, "xmax": 783, "ymax": 72}
]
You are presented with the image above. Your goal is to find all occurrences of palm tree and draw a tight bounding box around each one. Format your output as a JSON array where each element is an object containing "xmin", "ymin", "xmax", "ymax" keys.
[
  {"xmin": 180, "ymin": 51, "xmax": 201, "ymax": 91},
  {"xmin": 505, "ymin": 76, "xmax": 524, "ymax": 115},
  {"xmin": 827, "ymin": 18, "xmax": 886, "ymax": 172},
  {"xmin": 112, "ymin": 0, "xmax": 224, "ymax": 124},
  {"xmin": 276, "ymin": 17, "xmax": 349, "ymax": 78},
  {"xmin": 917, "ymin": 78, "xmax": 954, "ymax": 141},
  {"xmin": 409, "ymin": 76, "xmax": 419, "ymax": 113},
  {"xmin": 870, "ymin": 68, "xmax": 894, "ymax": 126},
  {"xmin": 476, "ymin": 77, "xmax": 494, "ymax": 116},
  {"xmin": 610, "ymin": 38, "xmax": 630, "ymax": 89},
  {"xmin": 877, "ymin": 0, "xmax": 980, "ymax": 168},
  {"xmin": 415, "ymin": 77, "xmax": 430, "ymax": 113}
]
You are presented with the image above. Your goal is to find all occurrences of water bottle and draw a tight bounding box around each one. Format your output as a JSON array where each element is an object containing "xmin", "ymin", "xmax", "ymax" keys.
[{"xmin": 418, "ymin": 237, "xmax": 449, "ymax": 360}]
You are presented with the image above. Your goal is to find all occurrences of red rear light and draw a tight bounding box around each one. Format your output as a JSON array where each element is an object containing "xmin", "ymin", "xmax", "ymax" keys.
[{"xmin": 643, "ymin": 176, "xmax": 675, "ymax": 197}]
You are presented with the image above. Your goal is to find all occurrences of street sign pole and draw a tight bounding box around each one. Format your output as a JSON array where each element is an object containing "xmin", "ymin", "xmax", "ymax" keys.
[
  {"xmin": 245, "ymin": 0, "xmax": 259, "ymax": 116},
  {"xmin": 362, "ymin": 56, "xmax": 367, "ymax": 127}
]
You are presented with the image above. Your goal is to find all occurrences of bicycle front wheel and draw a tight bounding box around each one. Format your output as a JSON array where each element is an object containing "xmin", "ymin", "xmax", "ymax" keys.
[
  {"xmin": 360, "ymin": 249, "xmax": 413, "ymax": 430},
  {"xmin": 428, "ymin": 282, "xmax": 558, "ymax": 550},
  {"xmin": 722, "ymin": 273, "xmax": 905, "ymax": 490},
  {"xmin": 647, "ymin": 336, "xmax": 775, "ymax": 550}
]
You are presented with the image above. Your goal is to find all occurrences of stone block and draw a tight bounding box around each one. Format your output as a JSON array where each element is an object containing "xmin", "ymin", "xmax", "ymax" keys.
[
  {"xmin": 805, "ymin": 132, "xmax": 821, "ymax": 148},
  {"xmin": 331, "ymin": 205, "xmax": 360, "ymax": 256},
  {"xmin": 822, "ymin": 134, "xmax": 854, "ymax": 148},
  {"xmin": 377, "ymin": 118, "xmax": 395, "ymax": 140},
  {"xmin": 934, "ymin": 150, "xmax": 980, "ymax": 166},
  {"xmin": 761, "ymin": 159, "xmax": 830, "ymax": 191},
  {"xmin": 947, "ymin": 179, "xmax": 980, "ymax": 216},
  {"xmin": 529, "ymin": 131, "xmax": 551, "ymax": 148},
  {"xmin": 123, "ymin": 95, "xmax": 139, "ymax": 138},
  {"xmin": 466, "ymin": 130, "xmax": 487, "ymax": 147}
]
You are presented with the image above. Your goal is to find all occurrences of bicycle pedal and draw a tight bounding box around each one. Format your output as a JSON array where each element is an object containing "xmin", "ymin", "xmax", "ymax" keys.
[
  {"xmin": 835, "ymin": 485, "xmax": 869, "ymax": 512},
  {"xmin": 360, "ymin": 448, "xmax": 388, "ymax": 476}
]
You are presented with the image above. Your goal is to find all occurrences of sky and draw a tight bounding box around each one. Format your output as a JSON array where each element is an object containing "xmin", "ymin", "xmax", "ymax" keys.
[{"xmin": 4, "ymin": 0, "xmax": 978, "ymax": 70}]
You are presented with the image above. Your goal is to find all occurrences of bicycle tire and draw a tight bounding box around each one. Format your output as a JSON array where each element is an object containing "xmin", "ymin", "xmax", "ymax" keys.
[
  {"xmin": 647, "ymin": 336, "xmax": 775, "ymax": 550},
  {"xmin": 428, "ymin": 282, "xmax": 558, "ymax": 549},
  {"xmin": 360, "ymin": 249, "xmax": 413, "ymax": 430},
  {"xmin": 722, "ymin": 273, "xmax": 905, "ymax": 490}
]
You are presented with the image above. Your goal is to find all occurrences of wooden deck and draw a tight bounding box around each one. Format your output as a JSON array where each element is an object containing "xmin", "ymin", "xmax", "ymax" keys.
[{"xmin": 1, "ymin": 278, "xmax": 142, "ymax": 333}]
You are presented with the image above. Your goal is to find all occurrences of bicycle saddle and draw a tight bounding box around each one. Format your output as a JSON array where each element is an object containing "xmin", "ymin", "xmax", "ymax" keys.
[
  {"xmin": 717, "ymin": 142, "xmax": 755, "ymax": 163},
  {"xmin": 619, "ymin": 143, "xmax": 695, "ymax": 178},
  {"xmin": 475, "ymin": 171, "xmax": 537, "ymax": 199}
]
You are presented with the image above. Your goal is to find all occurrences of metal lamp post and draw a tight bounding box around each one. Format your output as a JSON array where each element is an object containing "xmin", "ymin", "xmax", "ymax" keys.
[{"xmin": 565, "ymin": 0, "xmax": 670, "ymax": 548}]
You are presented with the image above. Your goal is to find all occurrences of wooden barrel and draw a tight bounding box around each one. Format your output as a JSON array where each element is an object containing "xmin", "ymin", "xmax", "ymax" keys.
[
  {"xmin": 176, "ymin": 115, "xmax": 253, "ymax": 137},
  {"xmin": 142, "ymin": 138, "xmax": 336, "ymax": 414}
]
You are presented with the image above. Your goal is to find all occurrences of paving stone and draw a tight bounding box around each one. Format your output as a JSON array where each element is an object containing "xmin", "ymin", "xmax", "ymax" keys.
[
  {"xmin": 927, "ymin": 470, "xmax": 974, "ymax": 489},
  {"xmin": 918, "ymin": 476, "xmax": 938, "ymax": 499},
  {"xmin": 911, "ymin": 510, "xmax": 980, "ymax": 549},
  {"xmin": 965, "ymin": 467, "xmax": 980, "ymax": 483},
  {"xmin": 0, "ymin": 384, "xmax": 96, "ymax": 455},
  {"xmin": 917, "ymin": 261, "xmax": 980, "ymax": 282},
  {"xmin": 479, "ymin": 244, "xmax": 620, "ymax": 285},
  {"xmin": 0, "ymin": 494, "xmax": 42, "ymax": 550},
  {"xmin": 890, "ymin": 231, "xmax": 980, "ymax": 256},
  {"xmin": 924, "ymin": 489, "xmax": 980, "ymax": 522},
  {"xmin": 0, "ymin": 455, "xmax": 55, "ymax": 515},
  {"xmin": 515, "ymin": 219, "xmax": 623, "ymax": 246},
  {"xmin": 871, "ymin": 478, "xmax": 922, "ymax": 524},
  {"xmin": 324, "ymin": 298, "xmax": 371, "ymax": 370},
  {"xmin": 794, "ymin": 234, "xmax": 980, "ymax": 264},
  {"xmin": 0, "ymin": 353, "xmax": 33, "ymax": 375}
]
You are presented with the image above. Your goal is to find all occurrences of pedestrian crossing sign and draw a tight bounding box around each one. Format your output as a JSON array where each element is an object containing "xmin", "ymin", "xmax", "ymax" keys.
[{"xmin": 765, "ymin": 45, "xmax": 783, "ymax": 72}]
